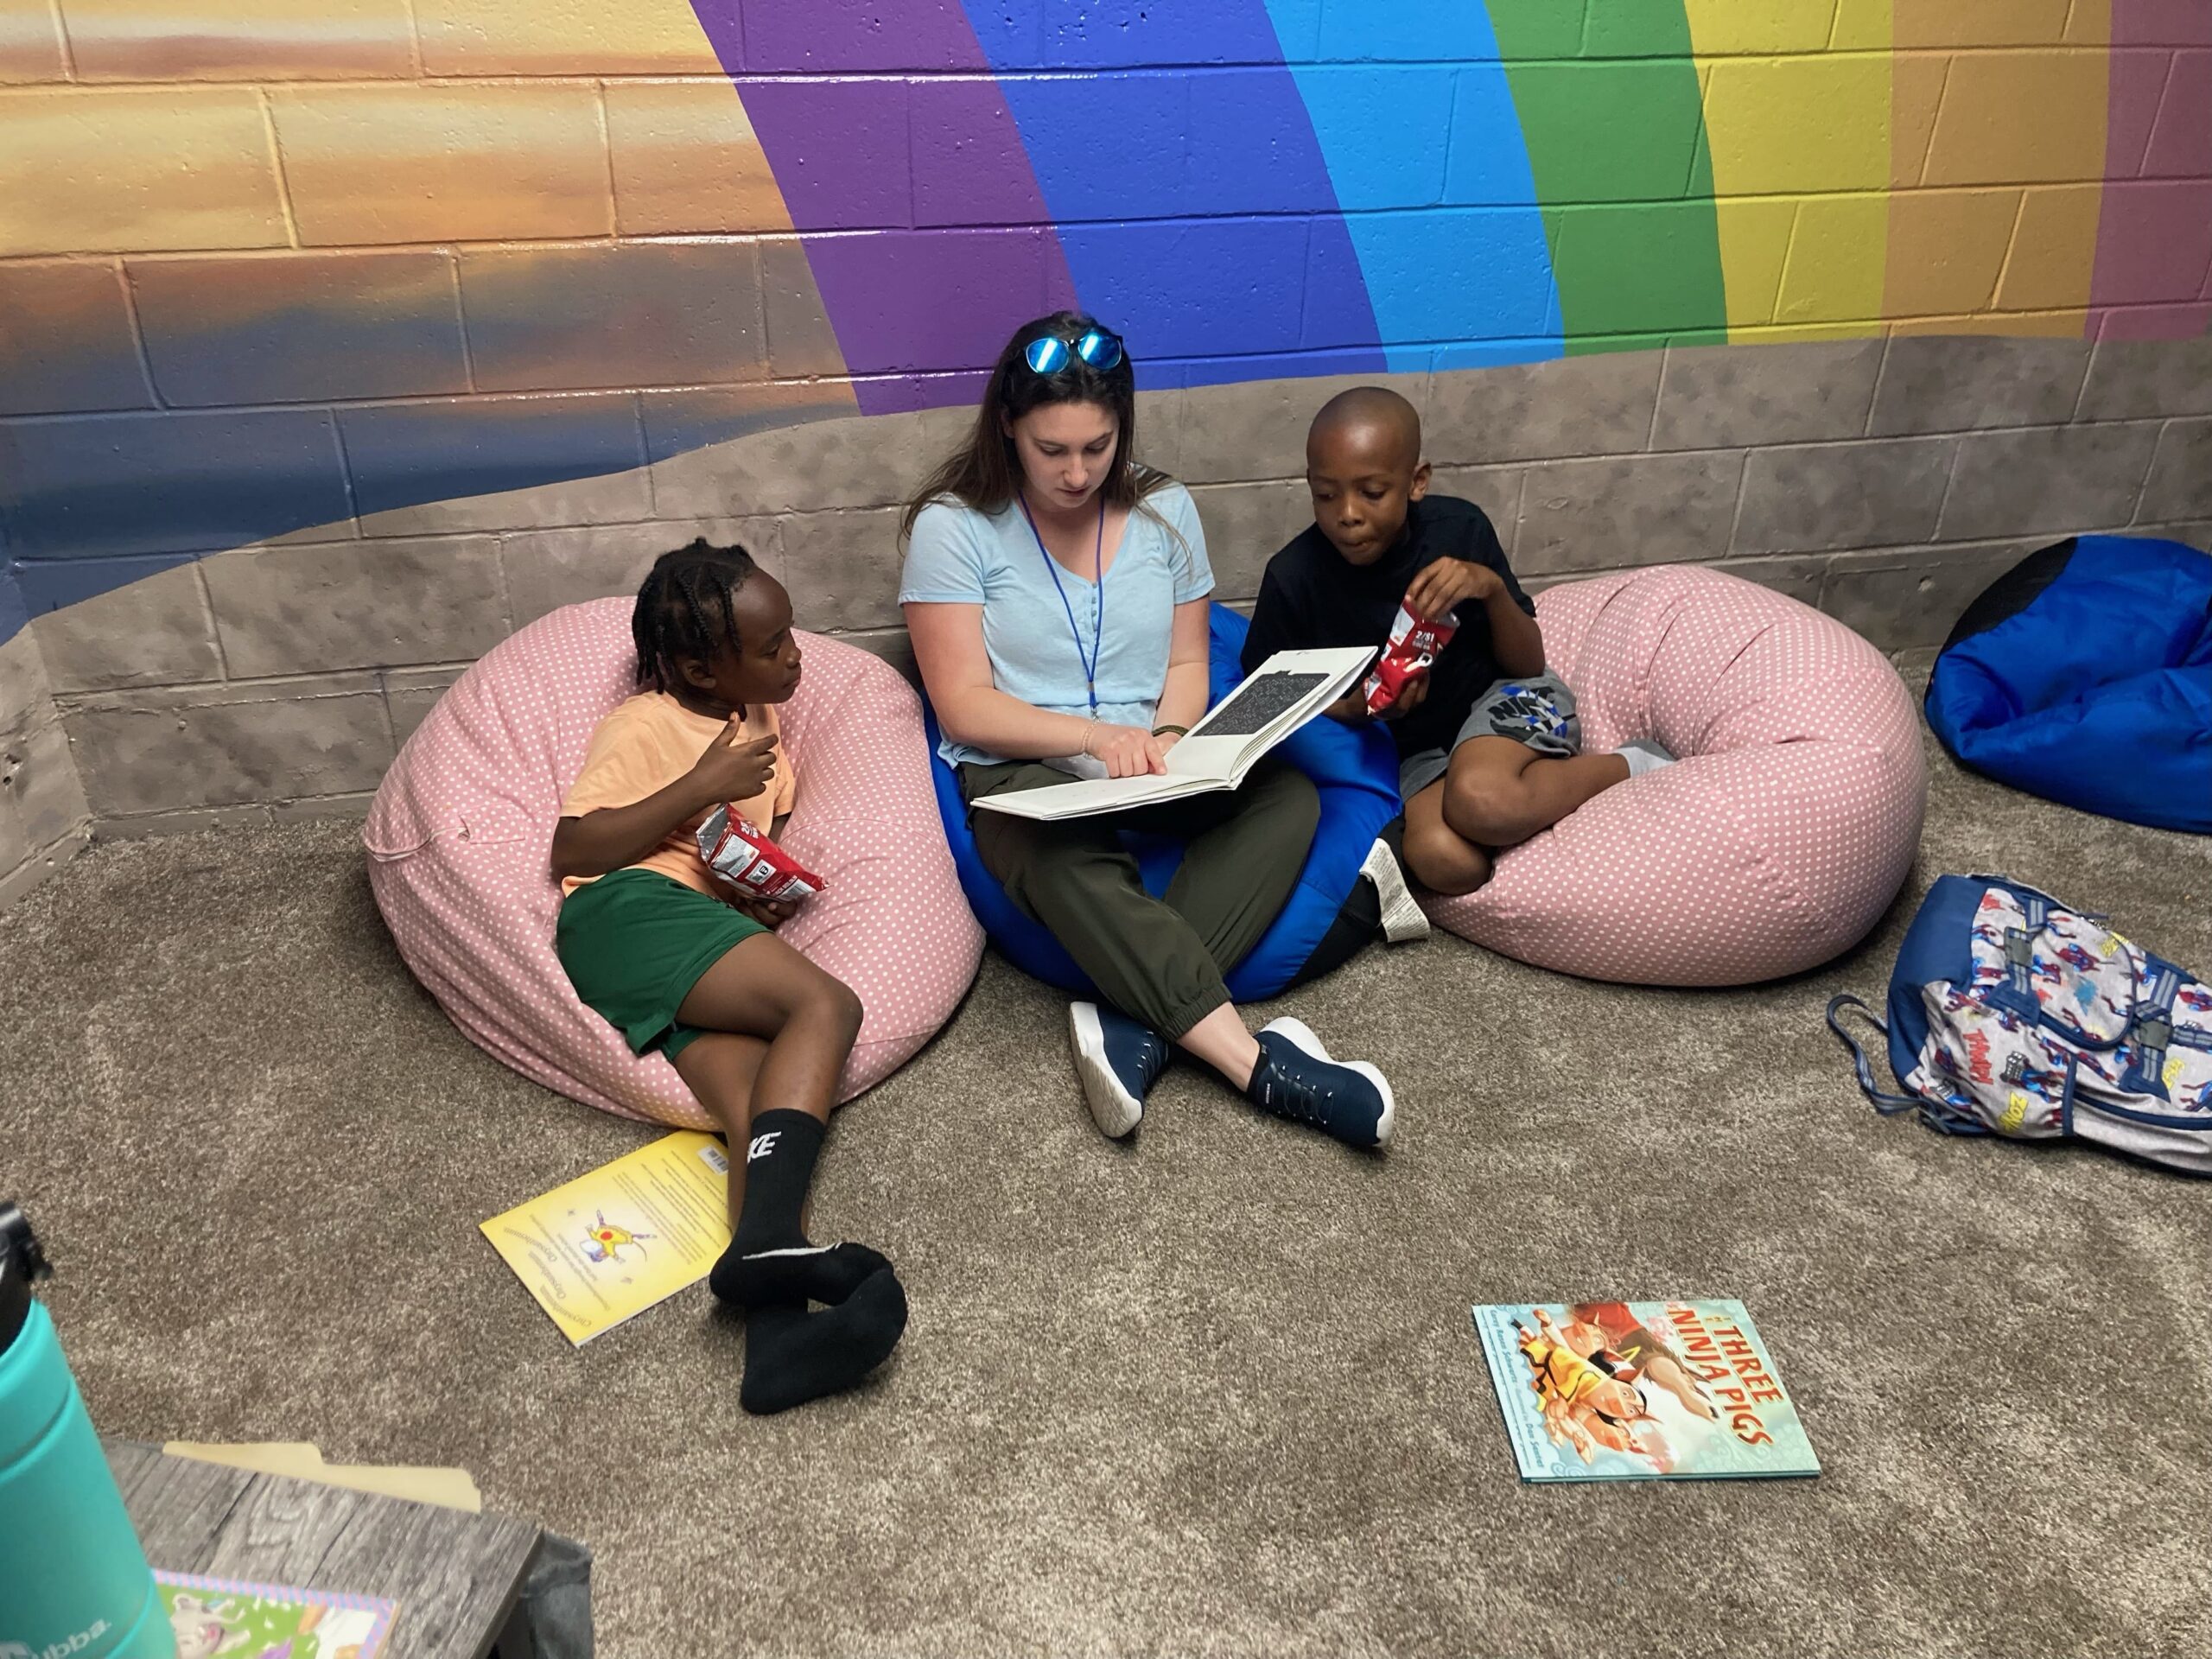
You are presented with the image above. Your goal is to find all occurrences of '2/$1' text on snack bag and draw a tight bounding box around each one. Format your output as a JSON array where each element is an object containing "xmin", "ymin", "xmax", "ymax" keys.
[
  {"xmin": 697, "ymin": 807, "xmax": 825, "ymax": 902},
  {"xmin": 1364, "ymin": 604, "xmax": 1458, "ymax": 715}
]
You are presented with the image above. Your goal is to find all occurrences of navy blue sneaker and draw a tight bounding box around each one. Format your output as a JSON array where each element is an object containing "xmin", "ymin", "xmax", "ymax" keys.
[
  {"xmin": 1247, "ymin": 1018, "xmax": 1395, "ymax": 1149},
  {"xmin": 1068, "ymin": 1001, "xmax": 1171, "ymax": 1139}
]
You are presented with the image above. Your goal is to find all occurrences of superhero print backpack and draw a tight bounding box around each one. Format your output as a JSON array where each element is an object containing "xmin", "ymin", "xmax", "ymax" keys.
[{"xmin": 1828, "ymin": 874, "xmax": 2212, "ymax": 1174}]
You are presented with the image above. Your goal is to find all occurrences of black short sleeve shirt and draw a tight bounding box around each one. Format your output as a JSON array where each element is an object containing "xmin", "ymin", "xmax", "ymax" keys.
[{"xmin": 1239, "ymin": 495, "xmax": 1536, "ymax": 759}]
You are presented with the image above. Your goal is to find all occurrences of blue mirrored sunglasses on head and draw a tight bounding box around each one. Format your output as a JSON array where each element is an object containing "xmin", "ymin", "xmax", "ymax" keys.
[{"xmin": 1021, "ymin": 328, "xmax": 1124, "ymax": 375}]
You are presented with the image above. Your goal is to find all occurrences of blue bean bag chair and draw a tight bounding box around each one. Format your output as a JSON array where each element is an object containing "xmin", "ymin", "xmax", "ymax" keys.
[
  {"xmin": 1925, "ymin": 535, "xmax": 2211, "ymax": 833},
  {"xmin": 926, "ymin": 605, "xmax": 1403, "ymax": 1000}
]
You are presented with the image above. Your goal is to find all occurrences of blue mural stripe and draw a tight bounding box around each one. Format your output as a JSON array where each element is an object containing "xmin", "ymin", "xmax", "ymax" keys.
[
  {"xmin": 13, "ymin": 553, "xmax": 199, "ymax": 617},
  {"xmin": 0, "ymin": 564, "xmax": 27, "ymax": 647},
  {"xmin": 336, "ymin": 394, "xmax": 645, "ymax": 521},
  {"xmin": 964, "ymin": 4, "xmax": 1385, "ymax": 378},
  {"xmin": 0, "ymin": 409, "xmax": 352, "ymax": 562},
  {"xmin": 0, "ymin": 262, "xmax": 155, "ymax": 418},
  {"xmin": 1267, "ymin": 3, "xmax": 1560, "ymax": 372},
  {"xmin": 130, "ymin": 251, "xmax": 470, "ymax": 409}
]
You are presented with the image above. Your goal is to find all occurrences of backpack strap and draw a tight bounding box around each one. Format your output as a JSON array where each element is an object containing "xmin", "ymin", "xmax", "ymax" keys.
[
  {"xmin": 1988, "ymin": 893, "xmax": 2050, "ymax": 1021},
  {"xmin": 1827, "ymin": 995, "xmax": 1991, "ymax": 1135},
  {"xmin": 2119, "ymin": 957, "xmax": 2196, "ymax": 1099},
  {"xmin": 1825, "ymin": 995, "xmax": 1928, "ymax": 1116}
]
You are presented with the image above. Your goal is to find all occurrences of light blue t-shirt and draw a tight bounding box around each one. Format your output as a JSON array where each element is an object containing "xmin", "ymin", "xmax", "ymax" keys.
[{"xmin": 899, "ymin": 482, "xmax": 1215, "ymax": 766}]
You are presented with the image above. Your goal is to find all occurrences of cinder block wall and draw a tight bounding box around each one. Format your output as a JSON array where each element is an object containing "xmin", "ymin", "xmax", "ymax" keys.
[{"xmin": 2, "ymin": 1, "xmax": 2210, "ymax": 901}]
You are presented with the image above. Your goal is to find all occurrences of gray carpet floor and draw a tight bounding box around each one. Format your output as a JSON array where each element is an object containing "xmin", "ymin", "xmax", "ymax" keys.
[{"xmin": 3, "ymin": 716, "xmax": 2208, "ymax": 1659}]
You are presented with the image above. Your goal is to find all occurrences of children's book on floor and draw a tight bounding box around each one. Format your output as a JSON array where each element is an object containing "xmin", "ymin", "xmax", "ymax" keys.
[
  {"xmin": 156, "ymin": 1570, "xmax": 397, "ymax": 1659},
  {"xmin": 971, "ymin": 645, "xmax": 1374, "ymax": 820},
  {"xmin": 481, "ymin": 1130, "xmax": 732, "ymax": 1344},
  {"xmin": 1471, "ymin": 1300, "xmax": 1820, "ymax": 1483}
]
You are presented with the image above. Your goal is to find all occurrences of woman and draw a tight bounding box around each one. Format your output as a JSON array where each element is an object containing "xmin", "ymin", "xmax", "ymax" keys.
[{"xmin": 900, "ymin": 313, "xmax": 1396, "ymax": 1149}]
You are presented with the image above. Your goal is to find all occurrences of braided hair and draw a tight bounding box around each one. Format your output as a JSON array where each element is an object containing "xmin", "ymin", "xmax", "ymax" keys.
[{"xmin": 631, "ymin": 538, "xmax": 760, "ymax": 694}]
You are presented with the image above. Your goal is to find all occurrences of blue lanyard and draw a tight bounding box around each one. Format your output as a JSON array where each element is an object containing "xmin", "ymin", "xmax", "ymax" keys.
[{"xmin": 1019, "ymin": 493, "xmax": 1105, "ymax": 717}]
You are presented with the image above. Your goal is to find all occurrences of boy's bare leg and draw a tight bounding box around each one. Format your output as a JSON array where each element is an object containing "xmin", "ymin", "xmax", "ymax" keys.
[
  {"xmin": 1441, "ymin": 735, "xmax": 1630, "ymax": 851},
  {"xmin": 670, "ymin": 1033, "xmax": 768, "ymax": 1228},
  {"xmin": 676, "ymin": 932, "xmax": 861, "ymax": 1124},
  {"xmin": 1402, "ymin": 779, "xmax": 1494, "ymax": 896}
]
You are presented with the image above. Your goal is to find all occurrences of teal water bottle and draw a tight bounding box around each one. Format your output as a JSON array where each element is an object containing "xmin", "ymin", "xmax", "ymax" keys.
[{"xmin": 0, "ymin": 1204, "xmax": 175, "ymax": 1659}]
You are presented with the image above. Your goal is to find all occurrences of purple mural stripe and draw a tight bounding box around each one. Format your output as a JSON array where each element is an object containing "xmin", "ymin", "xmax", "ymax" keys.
[
  {"xmin": 2094, "ymin": 4, "xmax": 2212, "ymax": 334},
  {"xmin": 690, "ymin": 1, "xmax": 1077, "ymax": 411}
]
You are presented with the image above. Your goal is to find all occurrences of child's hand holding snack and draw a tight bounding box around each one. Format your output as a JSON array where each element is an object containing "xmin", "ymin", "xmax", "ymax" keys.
[
  {"xmin": 1363, "ymin": 603, "xmax": 1457, "ymax": 716},
  {"xmin": 697, "ymin": 804, "xmax": 824, "ymax": 910},
  {"xmin": 1402, "ymin": 556, "xmax": 1503, "ymax": 620},
  {"xmin": 1375, "ymin": 666, "xmax": 1430, "ymax": 721}
]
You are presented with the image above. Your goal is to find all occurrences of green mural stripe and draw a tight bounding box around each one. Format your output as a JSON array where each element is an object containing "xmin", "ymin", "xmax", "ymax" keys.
[{"xmin": 1484, "ymin": 0, "xmax": 1728, "ymax": 350}]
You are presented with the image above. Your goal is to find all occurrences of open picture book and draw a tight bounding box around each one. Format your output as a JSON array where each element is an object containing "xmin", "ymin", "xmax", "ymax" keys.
[{"xmin": 972, "ymin": 645, "xmax": 1376, "ymax": 821}]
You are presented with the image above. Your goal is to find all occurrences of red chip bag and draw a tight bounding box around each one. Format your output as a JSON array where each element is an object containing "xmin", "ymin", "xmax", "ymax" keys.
[
  {"xmin": 1364, "ymin": 603, "xmax": 1458, "ymax": 715},
  {"xmin": 696, "ymin": 805, "xmax": 824, "ymax": 903}
]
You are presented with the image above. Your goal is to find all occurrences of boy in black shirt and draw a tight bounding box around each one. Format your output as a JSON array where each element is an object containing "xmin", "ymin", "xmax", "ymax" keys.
[{"xmin": 1242, "ymin": 388, "xmax": 1670, "ymax": 896}]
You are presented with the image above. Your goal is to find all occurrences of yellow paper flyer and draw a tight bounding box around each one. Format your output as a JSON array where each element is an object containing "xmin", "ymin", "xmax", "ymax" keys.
[{"xmin": 480, "ymin": 1131, "xmax": 732, "ymax": 1344}]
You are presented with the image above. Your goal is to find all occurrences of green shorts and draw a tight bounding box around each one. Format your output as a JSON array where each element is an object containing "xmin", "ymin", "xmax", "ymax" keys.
[{"xmin": 556, "ymin": 868, "xmax": 766, "ymax": 1060}]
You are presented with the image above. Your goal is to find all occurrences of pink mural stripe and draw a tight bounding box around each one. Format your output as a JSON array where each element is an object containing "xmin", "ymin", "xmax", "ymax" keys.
[{"xmin": 2094, "ymin": 5, "xmax": 2212, "ymax": 333}]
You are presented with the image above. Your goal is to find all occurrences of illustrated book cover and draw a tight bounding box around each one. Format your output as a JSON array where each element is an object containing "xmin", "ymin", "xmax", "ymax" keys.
[
  {"xmin": 481, "ymin": 1130, "xmax": 732, "ymax": 1344},
  {"xmin": 156, "ymin": 1570, "xmax": 397, "ymax": 1659},
  {"xmin": 1471, "ymin": 1300, "xmax": 1820, "ymax": 1482}
]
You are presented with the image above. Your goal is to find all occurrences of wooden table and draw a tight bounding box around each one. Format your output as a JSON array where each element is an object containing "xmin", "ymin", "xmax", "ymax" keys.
[{"xmin": 107, "ymin": 1441, "xmax": 543, "ymax": 1659}]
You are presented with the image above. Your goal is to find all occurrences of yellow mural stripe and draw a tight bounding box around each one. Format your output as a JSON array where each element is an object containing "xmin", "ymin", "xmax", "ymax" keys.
[
  {"xmin": 1891, "ymin": 0, "xmax": 2109, "ymax": 334},
  {"xmin": 412, "ymin": 0, "xmax": 725, "ymax": 75},
  {"xmin": 1687, "ymin": 0, "xmax": 1892, "ymax": 341}
]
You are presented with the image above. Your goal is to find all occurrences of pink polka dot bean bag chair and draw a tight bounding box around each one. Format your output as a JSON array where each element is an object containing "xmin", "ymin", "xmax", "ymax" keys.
[
  {"xmin": 1430, "ymin": 565, "xmax": 1926, "ymax": 985},
  {"xmin": 363, "ymin": 598, "xmax": 982, "ymax": 1128}
]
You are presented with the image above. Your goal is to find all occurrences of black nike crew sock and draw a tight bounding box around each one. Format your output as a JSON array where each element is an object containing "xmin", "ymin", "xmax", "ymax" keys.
[
  {"xmin": 710, "ymin": 1240, "xmax": 892, "ymax": 1310},
  {"xmin": 731, "ymin": 1108, "xmax": 823, "ymax": 1255},
  {"xmin": 739, "ymin": 1268, "xmax": 909, "ymax": 1415},
  {"xmin": 709, "ymin": 1109, "xmax": 892, "ymax": 1309}
]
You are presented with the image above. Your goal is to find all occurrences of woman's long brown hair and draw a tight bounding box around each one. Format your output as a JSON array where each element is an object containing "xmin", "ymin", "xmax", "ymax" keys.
[{"xmin": 899, "ymin": 311, "xmax": 1173, "ymax": 542}]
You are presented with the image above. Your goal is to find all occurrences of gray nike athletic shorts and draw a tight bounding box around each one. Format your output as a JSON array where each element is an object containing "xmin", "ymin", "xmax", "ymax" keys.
[{"xmin": 1398, "ymin": 669, "xmax": 1581, "ymax": 798}]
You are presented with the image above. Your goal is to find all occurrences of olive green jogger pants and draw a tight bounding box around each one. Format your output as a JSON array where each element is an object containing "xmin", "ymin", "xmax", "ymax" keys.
[{"xmin": 960, "ymin": 759, "xmax": 1321, "ymax": 1038}]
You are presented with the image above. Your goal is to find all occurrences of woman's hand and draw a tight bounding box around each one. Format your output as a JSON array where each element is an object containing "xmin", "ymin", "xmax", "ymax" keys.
[
  {"xmin": 686, "ymin": 723, "xmax": 779, "ymax": 806},
  {"xmin": 1088, "ymin": 722, "xmax": 1168, "ymax": 779}
]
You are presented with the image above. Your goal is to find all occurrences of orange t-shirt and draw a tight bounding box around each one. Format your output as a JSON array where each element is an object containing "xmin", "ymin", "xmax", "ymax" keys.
[{"xmin": 559, "ymin": 692, "xmax": 796, "ymax": 896}]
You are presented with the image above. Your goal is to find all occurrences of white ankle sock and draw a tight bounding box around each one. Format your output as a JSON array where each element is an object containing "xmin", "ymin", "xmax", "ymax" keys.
[
  {"xmin": 1360, "ymin": 838, "xmax": 1431, "ymax": 944},
  {"xmin": 1613, "ymin": 739, "xmax": 1676, "ymax": 779}
]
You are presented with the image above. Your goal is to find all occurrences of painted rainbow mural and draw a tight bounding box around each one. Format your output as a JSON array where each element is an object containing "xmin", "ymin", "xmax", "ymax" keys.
[{"xmin": 1, "ymin": 0, "xmax": 2207, "ymax": 639}]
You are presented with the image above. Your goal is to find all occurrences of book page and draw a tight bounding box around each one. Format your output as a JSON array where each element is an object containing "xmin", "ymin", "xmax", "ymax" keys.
[
  {"xmin": 480, "ymin": 1131, "xmax": 733, "ymax": 1345},
  {"xmin": 966, "ymin": 771, "xmax": 1206, "ymax": 820}
]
